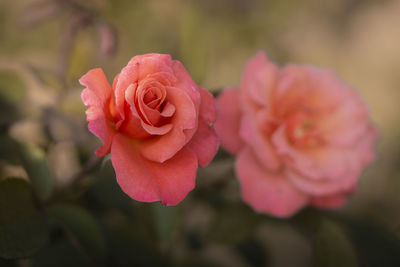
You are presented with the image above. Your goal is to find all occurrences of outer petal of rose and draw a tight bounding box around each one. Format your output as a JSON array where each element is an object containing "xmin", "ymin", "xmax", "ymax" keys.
[
  {"xmin": 310, "ymin": 193, "xmax": 348, "ymax": 209},
  {"xmin": 171, "ymin": 60, "xmax": 201, "ymax": 108},
  {"xmin": 188, "ymin": 118, "xmax": 219, "ymax": 167},
  {"xmin": 214, "ymin": 88, "xmax": 243, "ymax": 154},
  {"xmin": 241, "ymin": 51, "xmax": 278, "ymax": 107},
  {"xmin": 240, "ymin": 114, "xmax": 281, "ymax": 170},
  {"xmin": 79, "ymin": 68, "xmax": 115, "ymax": 157},
  {"xmin": 236, "ymin": 147, "xmax": 309, "ymax": 218},
  {"xmin": 140, "ymin": 86, "xmax": 197, "ymax": 163},
  {"xmin": 286, "ymin": 169, "xmax": 359, "ymax": 196},
  {"xmin": 198, "ymin": 86, "xmax": 217, "ymax": 124},
  {"xmin": 111, "ymin": 134, "xmax": 198, "ymax": 205},
  {"xmin": 128, "ymin": 54, "xmax": 174, "ymax": 81},
  {"xmin": 115, "ymin": 64, "xmax": 139, "ymax": 121}
]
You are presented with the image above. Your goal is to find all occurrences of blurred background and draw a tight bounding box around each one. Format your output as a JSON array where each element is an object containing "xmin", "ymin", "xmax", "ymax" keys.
[{"xmin": 1, "ymin": 0, "xmax": 400, "ymax": 266}]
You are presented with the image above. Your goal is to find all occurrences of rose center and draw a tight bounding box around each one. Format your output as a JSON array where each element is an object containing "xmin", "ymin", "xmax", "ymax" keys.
[
  {"xmin": 143, "ymin": 87, "xmax": 162, "ymax": 109},
  {"xmin": 286, "ymin": 112, "xmax": 322, "ymax": 148}
]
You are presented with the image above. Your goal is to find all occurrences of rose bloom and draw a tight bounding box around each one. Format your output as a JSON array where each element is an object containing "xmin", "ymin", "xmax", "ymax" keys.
[
  {"xmin": 215, "ymin": 52, "xmax": 377, "ymax": 217},
  {"xmin": 80, "ymin": 53, "xmax": 219, "ymax": 205}
]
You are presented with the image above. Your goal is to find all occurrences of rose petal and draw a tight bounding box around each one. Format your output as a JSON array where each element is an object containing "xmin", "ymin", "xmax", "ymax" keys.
[
  {"xmin": 310, "ymin": 193, "xmax": 348, "ymax": 209},
  {"xmin": 188, "ymin": 118, "xmax": 219, "ymax": 167},
  {"xmin": 140, "ymin": 86, "xmax": 197, "ymax": 163},
  {"xmin": 141, "ymin": 121, "xmax": 173, "ymax": 135},
  {"xmin": 214, "ymin": 88, "xmax": 244, "ymax": 154},
  {"xmin": 240, "ymin": 113, "xmax": 281, "ymax": 170},
  {"xmin": 286, "ymin": 169, "xmax": 359, "ymax": 196},
  {"xmin": 115, "ymin": 64, "xmax": 139, "ymax": 121},
  {"xmin": 241, "ymin": 51, "xmax": 278, "ymax": 107},
  {"xmin": 111, "ymin": 134, "xmax": 198, "ymax": 205},
  {"xmin": 171, "ymin": 60, "xmax": 200, "ymax": 108},
  {"xmin": 79, "ymin": 68, "xmax": 115, "ymax": 157},
  {"xmin": 236, "ymin": 147, "xmax": 308, "ymax": 217},
  {"xmin": 198, "ymin": 87, "xmax": 217, "ymax": 123},
  {"xmin": 128, "ymin": 54, "xmax": 174, "ymax": 81},
  {"xmin": 161, "ymin": 102, "xmax": 175, "ymax": 117}
]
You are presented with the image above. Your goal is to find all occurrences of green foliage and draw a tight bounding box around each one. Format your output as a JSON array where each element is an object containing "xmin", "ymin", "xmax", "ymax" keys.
[
  {"xmin": 0, "ymin": 179, "xmax": 49, "ymax": 259},
  {"xmin": 16, "ymin": 143, "xmax": 54, "ymax": 202},
  {"xmin": 0, "ymin": 70, "xmax": 25, "ymax": 129},
  {"xmin": 343, "ymin": 218, "xmax": 400, "ymax": 267},
  {"xmin": 313, "ymin": 219, "xmax": 358, "ymax": 267},
  {"xmin": 0, "ymin": 135, "xmax": 19, "ymax": 165},
  {"xmin": 48, "ymin": 203, "xmax": 107, "ymax": 263},
  {"xmin": 236, "ymin": 238, "xmax": 268, "ymax": 267},
  {"xmin": 209, "ymin": 203, "xmax": 262, "ymax": 244}
]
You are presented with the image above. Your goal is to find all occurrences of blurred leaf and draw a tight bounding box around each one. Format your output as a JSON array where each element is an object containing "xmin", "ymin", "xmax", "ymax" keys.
[
  {"xmin": 236, "ymin": 238, "xmax": 268, "ymax": 267},
  {"xmin": 32, "ymin": 239, "xmax": 89, "ymax": 267},
  {"xmin": 105, "ymin": 223, "xmax": 167, "ymax": 267},
  {"xmin": 17, "ymin": 142, "xmax": 54, "ymax": 202},
  {"xmin": 86, "ymin": 160, "xmax": 132, "ymax": 214},
  {"xmin": 0, "ymin": 70, "xmax": 25, "ymax": 129},
  {"xmin": 151, "ymin": 203, "xmax": 178, "ymax": 246},
  {"xmin": 0, "ymin": 178, "xmax": 49, "ymax": 259},
  {"xmin": 48, "ymin": 203, "xmax": 107, "ymax": 263},
  {"xmin": 0, "ymin": 135, "xmax": 19, "ymax": 164},
  {"xmin": 209, "ymin": 203, "xmax": 261, "ymax": 244},
  {"xmin": 313, "ymin": 219, "xmax": 358, "ymax": 267},
  {"xmin": 0, "ymin": 70, "xmax": 25, "ymax": 103},
  {"xmin": 343, "ymin": 218, "xmax": 400, "ymax": 267}
]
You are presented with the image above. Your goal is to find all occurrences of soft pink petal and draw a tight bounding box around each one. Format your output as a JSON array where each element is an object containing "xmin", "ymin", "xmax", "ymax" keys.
[
  {"xmin": 111, "ymin": 134, "xmax": 198, "ymax": 205},
  {"xmin": 79, "ymin": 68, "xmax": 115, "ymax": 157},
  {"xmin": 236, "ymin": 147, "xmax": 309, "ymax": 218},
  {"xmin": 240, "ymin": 113, "xmax": 281, "ymax": 170},
  {"xmin": 310, "ymin": 193, "xmax": 348, "ymax": 209},
  {"xmin": 198, "ymin": 87, "xmax": 217, "ymax": 123},
  {"xmin": 188, "ymin": 119, "xmax": 219, "ymax": 167},
  {"xmin": 141, "ymin": 121, "xmax": 173, "ymax": 135},
  {"xmin": 119, "ymin": 110, "xmax": 150, "ymax": 140},
  {"xmin": 214, "ymin": 88, "xmax": 244, "ymax": 154},
  {"xmin": 286, "ymin": 169, "xmax": 359, "ymax": 196},
  {"xmin": 128, "ymin": 54, "xmax": 174, "ymax": 81},
  {"xmin": 161, "ymin": 102, "xmax": 176, "ymax": 117},
  {"xmin": 171, "ymin": 60, "xmax": 201, "ymax": 108},
  {"xmin": 140, "ymin": 86, "xmax": 197, "ymax": 163},
  {"xmin": 241, "ymin": 51, "xmax": 278, "ymax": 107},
  {"xmin": 115, "ymin": 64, "xmax": 139, "ymax": 121}
]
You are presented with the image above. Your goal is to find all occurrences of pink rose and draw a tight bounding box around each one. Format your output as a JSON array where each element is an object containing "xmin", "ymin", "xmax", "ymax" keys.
[
  {"xmin": 80, "ymin": 53, "xmax": 219, "ymax": 205},
  {"xmin": 215, "ymin": 51, "xmax": 377, "ymax": 217}
]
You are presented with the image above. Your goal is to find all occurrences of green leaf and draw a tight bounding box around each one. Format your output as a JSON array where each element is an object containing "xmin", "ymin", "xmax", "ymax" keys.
[
  {"xmin": 151, "ymin": 203, "xmax": 178, "ymax": 246},
  {"xmin": 313, "ymin": 219, "xmax": 358, "ymax": 267},
  {"xmin": 48, "ymin": 203, "xmax": 107, "ymax": 263},
  {"xmin": 209, "ymin": 203, "xmax": 261, "ymax": 244},
  {"xmin": 0, "ymin": 178, "xmax": 49, "ymax": 259},
  {"xmin": 236, "ymin": 238, "xmax": 268, "ymax": 267},
  {"xmin": 344, "ymin": 218, "xmax": 400, "ymax": 267},
  {"xmin": 0, "ymin": 135, "xmax": 19, "ymax": 165},
  {"xmin": 0, "ymin": 70, "xmax": 25, "ymax": 103},
  {"xmin": 0, "ymin": 70, "xmax": 25, "ymax": 129},
  {"xmin": 16, "ymin": 142, "xmax": 54, "ymax": 202}
]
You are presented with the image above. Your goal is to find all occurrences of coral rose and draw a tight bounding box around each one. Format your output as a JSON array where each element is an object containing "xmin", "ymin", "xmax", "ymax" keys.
[
  {"xmin": 215, "ymin": 51, "xmax": 377, "ymax": 217},
  {"xmin": 80, "ymin": 53, "xmax": 219, "ymax": 205}
]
